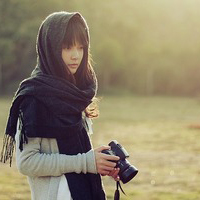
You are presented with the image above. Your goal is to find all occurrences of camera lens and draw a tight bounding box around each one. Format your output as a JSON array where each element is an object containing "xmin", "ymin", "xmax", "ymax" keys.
[{"xmin": 120, "ymin": 165, "xmax": 138, "ymax": 184}]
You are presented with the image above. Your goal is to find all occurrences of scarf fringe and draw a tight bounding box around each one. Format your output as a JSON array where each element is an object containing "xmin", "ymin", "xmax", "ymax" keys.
[
  {"xmin": 0, "ymin": 134, "xmax": 15, "ymax": 167},
  {"xmin": 0, "ymin": 110, "xmax": 28, "ymax": 167}
]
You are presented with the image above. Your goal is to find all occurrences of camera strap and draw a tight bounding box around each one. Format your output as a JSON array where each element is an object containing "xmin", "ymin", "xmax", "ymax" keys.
[{"xmin": 114, "ymin": 181, "xmax": 126, "ymax": 200}]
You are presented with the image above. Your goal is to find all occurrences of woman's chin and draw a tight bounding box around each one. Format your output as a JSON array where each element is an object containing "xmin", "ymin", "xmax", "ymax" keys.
[{"xmin": 70, "ymin": 69, "xmax": 78, "ymax": 74}]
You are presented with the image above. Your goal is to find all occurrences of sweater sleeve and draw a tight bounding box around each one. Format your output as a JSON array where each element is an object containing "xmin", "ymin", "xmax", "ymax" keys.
[{"xmin": 15, "ymin": 130, "xmax": 97, "ymax": 177}]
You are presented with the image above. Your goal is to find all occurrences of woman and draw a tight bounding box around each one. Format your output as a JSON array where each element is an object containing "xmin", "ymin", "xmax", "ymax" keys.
[{"xmin": 1, "ymin": 11, "xmax": 119, "ymax": 200}]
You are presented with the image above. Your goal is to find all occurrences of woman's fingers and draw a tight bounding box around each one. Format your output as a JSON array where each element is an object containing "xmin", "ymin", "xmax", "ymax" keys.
[
  {"xmin": 108, "ymin": 168, "xmax": 120, "ymax": 181},
  {"xmin": 95, "ymin": 145, "xmax": 110, "ymax": 153},
  {"xmin": 96, "ymin": 159, "xmax": 115, "ymax": 174},
  {"xmin": 94, "ymin": 146, "xmax": 120, "ymax": 175},
  {"xmin": 101, "ymin": 159, "xmax": 117, "ymax": 167},
  {"xmin": 102, "ymin": 154, "xmax": 120, "ymax": 162},
  {"xmin": 101, "ymin": 165, "xmax": 115, "ymax": 171},
  {"xmin": 108, "ymin": 168, "xmax": 116, "ymax": 176}
]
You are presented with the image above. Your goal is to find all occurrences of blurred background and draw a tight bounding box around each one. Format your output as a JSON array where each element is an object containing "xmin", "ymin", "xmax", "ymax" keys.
[
  {"xmin": 1, "ymin": 0, "xmax": 200, "ymax": 199},
  {"xmin": 1, "ymin": 0, "xmax": 200, "ymax": 96}
]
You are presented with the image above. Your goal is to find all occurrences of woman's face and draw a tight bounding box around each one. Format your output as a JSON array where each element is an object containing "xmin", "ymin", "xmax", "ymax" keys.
[{"xmin": 62, "ymin": 42, "xmax": 84, "ymax": 74}]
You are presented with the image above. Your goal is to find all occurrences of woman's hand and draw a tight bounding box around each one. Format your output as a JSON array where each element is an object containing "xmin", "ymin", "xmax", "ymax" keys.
[
  {"xmin": 108, "ymin": 168, "xmax": 120, "ymax": 181},
  {"xmin": 94, "ymin": 146, "xmax": 120, "ymax": 176}
]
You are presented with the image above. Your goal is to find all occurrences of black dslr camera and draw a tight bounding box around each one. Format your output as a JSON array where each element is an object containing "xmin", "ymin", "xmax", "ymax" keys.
[{"xmin": 102, "ymin": 140, "xmax": 138, "ymax": 184}]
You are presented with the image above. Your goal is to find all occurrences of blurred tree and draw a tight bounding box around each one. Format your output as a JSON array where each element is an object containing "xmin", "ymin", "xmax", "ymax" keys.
[
  {"xmin": 1, "ymin": 0, "xmax": 200, "ymax": 96},
  {"xmin": 0, "ymin": 0, "xmax": 60, "ymax": 94},
  {"xmin": 0, "ymin": 0, "xmax": 35, "ymax": 94}
]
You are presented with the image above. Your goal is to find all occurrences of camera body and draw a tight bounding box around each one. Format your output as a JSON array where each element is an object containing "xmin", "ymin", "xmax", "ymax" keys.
[{"xmin": 102, "ymin": 140, "xmax": 138, "ymax": 184}]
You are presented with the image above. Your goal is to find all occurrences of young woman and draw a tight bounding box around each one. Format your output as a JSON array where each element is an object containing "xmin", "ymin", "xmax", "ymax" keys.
[{"xmin": 1, "ymin": 11, "xmax": 120, "ymax": 200}]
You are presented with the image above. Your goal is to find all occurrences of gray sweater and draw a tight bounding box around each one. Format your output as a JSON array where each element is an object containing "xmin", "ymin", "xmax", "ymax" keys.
[{"xmin": 15, "ymin": 125, "xmax": 97, "ymax": 200}]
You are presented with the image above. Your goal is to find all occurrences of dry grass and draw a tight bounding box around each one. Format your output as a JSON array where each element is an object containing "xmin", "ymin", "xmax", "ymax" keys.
[{"xmin": 1, "ymin": 95, "xmax": 200, "ymax": 200}]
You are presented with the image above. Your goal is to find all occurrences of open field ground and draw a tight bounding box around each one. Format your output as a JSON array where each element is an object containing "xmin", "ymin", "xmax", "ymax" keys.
[{"xmin": 0, "ymin": 95, "xmax": 200, "ymax": 200}]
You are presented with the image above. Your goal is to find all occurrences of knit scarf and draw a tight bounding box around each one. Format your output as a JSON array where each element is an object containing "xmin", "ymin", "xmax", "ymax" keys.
[
  {"xmin": 0, "ymin": 69, "xmax": 106, "ymax": 200},
  {"xmin": 0, "ymin": 69, "xmax": 96, "ymax": 164}
]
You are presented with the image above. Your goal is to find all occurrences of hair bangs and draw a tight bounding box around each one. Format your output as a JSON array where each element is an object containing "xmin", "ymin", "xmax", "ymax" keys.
[{"xmin": 63, "ymin": 16, "xmax": 88, "ymax": 48}]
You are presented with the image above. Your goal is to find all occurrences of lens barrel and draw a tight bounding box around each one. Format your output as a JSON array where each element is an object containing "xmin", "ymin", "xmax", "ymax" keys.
[{"xmin": 119, "ymin": 164, "xmax": 138, "ymax": 184}]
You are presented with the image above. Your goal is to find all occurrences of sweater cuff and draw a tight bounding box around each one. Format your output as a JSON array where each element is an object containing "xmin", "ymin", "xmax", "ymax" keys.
[{"xmin": 86, "ymin": 149, "xmax": 97, "ymax": 174}]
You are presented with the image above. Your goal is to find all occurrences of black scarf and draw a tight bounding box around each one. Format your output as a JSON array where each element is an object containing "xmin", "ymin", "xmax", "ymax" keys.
[{"xmin": 1, "ymin": 11, "xmax": 106, "ymax": 200}]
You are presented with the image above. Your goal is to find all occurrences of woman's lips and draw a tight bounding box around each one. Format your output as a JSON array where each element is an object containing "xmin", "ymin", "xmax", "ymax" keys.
[{"xmin": 68, "ymin": 64, "xmax": 78, "ymax": 68}]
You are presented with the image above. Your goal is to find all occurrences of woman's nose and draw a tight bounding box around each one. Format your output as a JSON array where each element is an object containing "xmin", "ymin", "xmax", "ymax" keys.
[{"xmin": 71, "ymin": 49, "xmax": 79, "ymax": 60}]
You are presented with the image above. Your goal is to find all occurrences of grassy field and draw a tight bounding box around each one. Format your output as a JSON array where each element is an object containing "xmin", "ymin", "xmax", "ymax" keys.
[{"xmin": 0, "ymin": 95, "xmax": 200, "ymax": 200}]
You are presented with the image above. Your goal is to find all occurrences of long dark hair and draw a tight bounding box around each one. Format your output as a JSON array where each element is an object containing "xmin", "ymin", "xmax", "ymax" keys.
[
  {"xmin": 62, "ymin": 15, "xmax": 99, "ymax": 118},
  {"xmin": 62, "ymin": 15, "xmax": 95, "ymax": 89}
]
